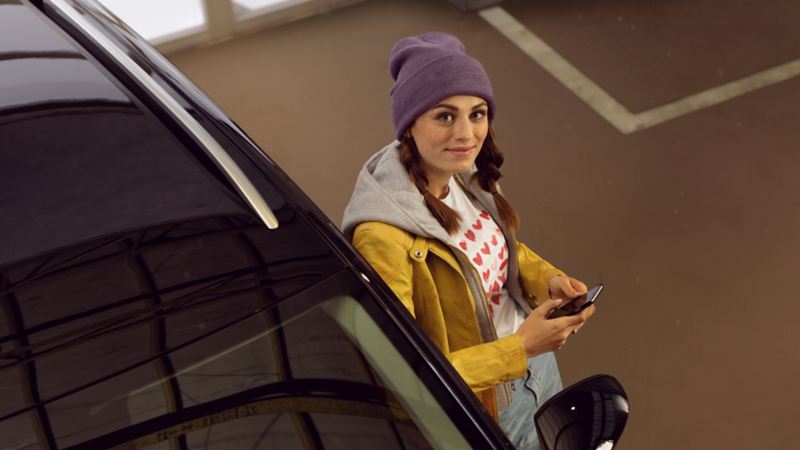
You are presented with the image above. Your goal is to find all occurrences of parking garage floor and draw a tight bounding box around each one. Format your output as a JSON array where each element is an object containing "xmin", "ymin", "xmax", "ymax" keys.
[{"xmin": 169, "ymin": 1, "xmax": 800, "ymax": 448}]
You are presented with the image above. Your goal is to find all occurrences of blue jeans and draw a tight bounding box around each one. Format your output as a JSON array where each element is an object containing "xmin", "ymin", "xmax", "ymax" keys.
[{"xmin": 499, "ymin": 352, "xmax": 562, "ymax": 450}]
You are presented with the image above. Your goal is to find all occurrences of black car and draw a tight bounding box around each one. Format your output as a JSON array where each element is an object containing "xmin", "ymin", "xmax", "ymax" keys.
[{"xmin": 0, "ymin": 1, "xmax": 627, "ymax": 449}]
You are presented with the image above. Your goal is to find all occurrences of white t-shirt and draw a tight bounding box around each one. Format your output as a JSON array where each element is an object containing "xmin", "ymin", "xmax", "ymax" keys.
[{"xmin": 442, "ymin": 178, "xmax": 526, "ymax": 338}]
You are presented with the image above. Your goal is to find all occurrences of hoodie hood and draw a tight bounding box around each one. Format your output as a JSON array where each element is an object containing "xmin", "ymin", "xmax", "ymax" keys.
[
  {"xmin": 343, "ymin": 141, "xmax": 454, "ymax": 242},
  {"xmin": 343, "ymin": 141, "xmax": 506, "ymax": 240},
  {"xmin": 342, "ymin": 141, "xmax": 501, "ymax": 242}
]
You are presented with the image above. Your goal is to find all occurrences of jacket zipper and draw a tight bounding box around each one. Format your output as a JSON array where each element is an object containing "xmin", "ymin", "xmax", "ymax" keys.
[
  {"xmin": 450, "ymin": 248, "xmax": 499, "ymax": 342},
  {"xmin": 449, "ymin": 246, "xmax": 514, "ymax": 407}
]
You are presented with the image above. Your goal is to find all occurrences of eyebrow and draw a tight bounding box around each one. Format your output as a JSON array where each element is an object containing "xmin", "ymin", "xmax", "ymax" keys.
[{"xmin": 430, "ymin": 101, "xmax": 488, "ymax": 111}]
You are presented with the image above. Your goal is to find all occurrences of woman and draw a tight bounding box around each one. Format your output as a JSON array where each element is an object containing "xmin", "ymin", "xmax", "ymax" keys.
[{"xmin": 341, "ymin": 32, "xmax": 595, "ymax": 449}]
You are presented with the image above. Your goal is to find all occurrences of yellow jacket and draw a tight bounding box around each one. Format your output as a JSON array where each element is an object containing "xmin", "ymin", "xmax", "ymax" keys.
[
  {"xmin": 342, "ymin": 142, "xmax": 566, "ymax": 420},
  {"xmin": 352, "ymin": 221, "xmax": 564, "ymax": 420}
]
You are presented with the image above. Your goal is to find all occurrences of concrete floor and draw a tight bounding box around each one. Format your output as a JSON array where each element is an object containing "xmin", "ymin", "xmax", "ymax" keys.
[{"xmin": 168, "ymin": 0, "xmax": 800, "ymax": 448}]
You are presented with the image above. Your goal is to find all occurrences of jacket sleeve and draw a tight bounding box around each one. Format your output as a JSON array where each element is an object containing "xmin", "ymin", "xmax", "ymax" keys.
[
  {"xmin": 445, "ymin": 334, "xmax": 527, "ymax": 392},
  {"xmin": 353, "ymin": 223, "xmax": 527, "ymax": 392},
  {"xmin": 516, "ymin": 242, "xmax": 566, "ymax": 307}
]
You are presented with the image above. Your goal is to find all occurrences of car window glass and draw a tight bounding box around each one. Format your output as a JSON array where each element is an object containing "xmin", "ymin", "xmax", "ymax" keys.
[
  {"xmin": 0, "ymin": 412, "xmax": 38, "ymax": 450},
  {"xmin": 0, "ymin": 210, "xmax": 344, "ymax": 449},
  {"xmin": 24, "ymin": 271, "xmax": 468, "ymax": 449},
  {"xmin": 0, "ymin": 0, "xmax": 258, "ymax": 267}
]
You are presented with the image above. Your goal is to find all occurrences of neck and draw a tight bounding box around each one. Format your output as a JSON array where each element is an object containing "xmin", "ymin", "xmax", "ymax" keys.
[
  {"xmin": 418, "ymin": 159, "xmax": 453, "ymax": 198},
  {"xmin": 427, "ymin": 175, "xmax": 451, "ymax": 199}
]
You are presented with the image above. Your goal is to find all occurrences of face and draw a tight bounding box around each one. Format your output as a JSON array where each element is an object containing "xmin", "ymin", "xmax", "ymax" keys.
[{"xmin": 409, "ymin": 95, "xmax": 489, "ymax": 185}]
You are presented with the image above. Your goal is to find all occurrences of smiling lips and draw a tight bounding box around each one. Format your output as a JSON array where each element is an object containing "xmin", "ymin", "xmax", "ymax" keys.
[{"xmin": 446, "ymin": 146, "xmax": 474, "ymax": 156}]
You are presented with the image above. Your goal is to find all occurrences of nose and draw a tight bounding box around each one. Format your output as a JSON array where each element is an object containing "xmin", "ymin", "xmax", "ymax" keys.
[{"xmin": 452, "ymin": 117, "xmax": 474, "ymax": 142}]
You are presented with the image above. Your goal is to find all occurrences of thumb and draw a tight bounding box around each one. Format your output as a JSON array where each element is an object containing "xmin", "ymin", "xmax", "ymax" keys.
[
  {"xmin": 571, "ymin": 278, "xmax": 587, "ymax": 295},
  {"xmin": 535, "ymin": 298, "xmax": 563, "ymax": 317},
  {"xmin": 564, "ymin": 278, "xmax": 584, "ymax": 298}
]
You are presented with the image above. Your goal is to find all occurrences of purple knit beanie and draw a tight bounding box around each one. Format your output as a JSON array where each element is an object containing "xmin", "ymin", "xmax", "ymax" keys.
[{"xmin": 389, "ymin": 32, "xmax": 496, "ymax": 140}]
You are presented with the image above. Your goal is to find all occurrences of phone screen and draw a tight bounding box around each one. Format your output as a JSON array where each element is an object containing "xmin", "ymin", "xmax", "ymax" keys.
[{"xmin": 548, "ymin": 283, "xmax": 603, "ymax": 319}]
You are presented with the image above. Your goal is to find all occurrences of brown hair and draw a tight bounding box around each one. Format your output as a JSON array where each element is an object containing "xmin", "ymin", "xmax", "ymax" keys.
[{"xmin": 399, "ymin": 127, "xmax": 520, "ymax": 235}]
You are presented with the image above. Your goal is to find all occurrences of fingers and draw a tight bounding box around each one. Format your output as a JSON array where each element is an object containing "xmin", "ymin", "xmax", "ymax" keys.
[
  {"xmin": 578, "ymin": 304, "xmax": 596, "ymax": 320},
  {"xmin": 551, "ymin": 304, "xmax": 594, "ymax": 329},
  {"xmin": 549, "ymin": 275, "xmax": 569, "ymax": 298},
  {"xmin": 569, "ymin": 276, "xmax": 588, "ymax": 296},
  {"xmin": 562, "ymin": 279, "xmax": 579, "ymax": 298},
  {"xmin": 555, "ymin": 327, "xmax": 574, "ymax": 350},
  {"xmin": 552, "ymin": 312, "xmax": 586, "ymax": 328},
  {"xmin": 559, "ymin": 329, "xmax": 572, "ymax": 348},
  {"xmin": 550, "ymin": 276, "xmax": 589, "ymax": 302},
  {"xmin": 534, "ymin": 298, "xmax": 563, "ymax": 317},
  {"xmin": 548, "ymin": 275, "xmax": 569, "ymax": 300},
  {"xmin": 571, "ymin": 305, "xmax": 595, "ymax": 334}
]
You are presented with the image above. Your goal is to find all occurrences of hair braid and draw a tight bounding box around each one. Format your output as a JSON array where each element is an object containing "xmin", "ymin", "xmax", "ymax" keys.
[
  {"xmin": 472, "ymin": 128, "xmax": 520, "ymax": 230},
  {"xmin": 399, "ymin": 136, "xmax": 462, "ymax": 234}
]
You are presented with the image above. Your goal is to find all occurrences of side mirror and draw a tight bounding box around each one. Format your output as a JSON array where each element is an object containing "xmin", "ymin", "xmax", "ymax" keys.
[{"xmin": 534, "ymin": 374, "xmax": 629, "ymax": 450}]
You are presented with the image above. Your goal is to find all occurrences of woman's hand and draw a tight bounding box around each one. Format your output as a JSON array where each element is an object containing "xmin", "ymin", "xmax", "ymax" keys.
[
  {"xmin": 515, "ymin": 298, "xmax": 595, "ymax": 356},
  {"xmin": 548, "ymin": 275, "xmax": 587, "ymax": 301},
  {"xmin": 548, "ymin": 275, "xmax": 592, "ymax": 333}
]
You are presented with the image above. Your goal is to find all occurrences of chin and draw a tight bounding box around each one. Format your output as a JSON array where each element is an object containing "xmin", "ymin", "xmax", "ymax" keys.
[{"xmin": 453, "ymin": 162, "xmax": 475, "ymax": 174}]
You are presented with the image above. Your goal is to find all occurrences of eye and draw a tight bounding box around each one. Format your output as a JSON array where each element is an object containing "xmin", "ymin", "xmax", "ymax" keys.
[
  {"xmin": 471, "ymin": 109, "xmax": 487, "ymax": 120},
  {"xmin": 435, "ymin": 112, "xmax": 455, "ymax": 123}
]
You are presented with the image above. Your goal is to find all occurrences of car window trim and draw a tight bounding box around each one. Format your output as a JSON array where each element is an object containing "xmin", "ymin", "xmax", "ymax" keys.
[{"xmin": 43, "ymin": 0, "xmax": 280, "ymax": 230}]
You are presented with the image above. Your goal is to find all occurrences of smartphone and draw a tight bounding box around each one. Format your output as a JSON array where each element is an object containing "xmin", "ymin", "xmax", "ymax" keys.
[{"xmin": 547, "ymin": 283, "xmax": 603, "ymax": 319}]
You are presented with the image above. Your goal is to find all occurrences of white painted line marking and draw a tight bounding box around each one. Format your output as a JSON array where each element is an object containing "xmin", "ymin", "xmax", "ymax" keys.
[
  {"xmin": 479, "ymin": 6, "xmax": 638, "ymax": 133},
  {"xmin": 635, "ymin": 60, "xmax": 800, "ymax": 130},
  {"xmin": 480, "ymin": 6, "xmax": 800, "ymax": 134}
]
